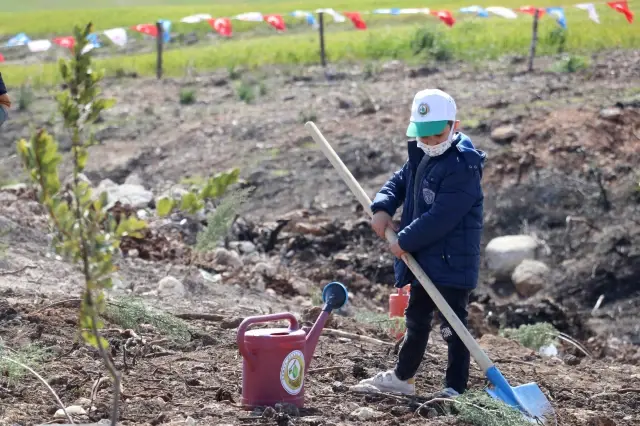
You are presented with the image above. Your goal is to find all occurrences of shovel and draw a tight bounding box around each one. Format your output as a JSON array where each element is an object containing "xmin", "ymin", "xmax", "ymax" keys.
[{"xmin": 304, "ymin": 121, "xmax": 557, "ymax": 425}]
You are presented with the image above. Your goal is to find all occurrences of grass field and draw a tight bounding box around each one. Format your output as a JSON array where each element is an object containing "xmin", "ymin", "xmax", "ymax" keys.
[
  {"xmin": 1, "ymin": 1, "xmax": 638, "ymax": 87},
  {"xmin": 0, "ymin": 0, "xmax": 636, "ymax": 37}
]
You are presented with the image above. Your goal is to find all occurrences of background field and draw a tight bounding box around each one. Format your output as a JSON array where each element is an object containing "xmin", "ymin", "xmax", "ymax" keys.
[
  {"xmin": 1, "ymin": 0, "xmax": 638, "ymax": 86},
  {"xmin": 1, "ymin": 0, "xmax": 635, "ymax": 36}
]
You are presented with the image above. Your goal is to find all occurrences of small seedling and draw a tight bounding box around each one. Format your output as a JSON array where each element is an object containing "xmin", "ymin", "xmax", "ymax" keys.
[
  {"xmin": 105, "ymin": 297, "xmax": 192, "ymax": 342},
  {"xmin": 499, "ymin": 322, "xmax": 558, "ymax": 350},
  {"xmin": 179, "ymin": 88, "xmax": 196, "ymax": 105},
  {"xmin": 18, "ymin": 84, "xmax": 34, "ymax": 111},
  {"xmin": 228, "ymin": 64, "xmax": 243, "ymax": 80},
  {"xmin": 156, "ymin": 168, "xmax": 240, "ymax": 216},
  {"xmin": 258, "ymin": 82, "xmax": 268, "ymax": 96},
  {"xmin": 454, "ymin": 390, "xmax": 533, "ymax": 426},
  {"xmin": 552, "ymin": 55, "xmax": 589, "ymax": 73},
  {"xmin": 236, "ymin": 81, "xmax": 256, "ymax": 104},
  {"xmin": 195, "ymin": 187, "xmax": 250, "ymax": 252},
  {"xmin": 16, "ymin": 22, "xmax": 144, "ymax": 426}
]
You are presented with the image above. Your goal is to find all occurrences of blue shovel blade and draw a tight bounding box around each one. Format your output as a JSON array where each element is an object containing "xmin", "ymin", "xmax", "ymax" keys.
[{"xmin": 486, "ymin": 366, "xmax": 557, "ymax": 425}]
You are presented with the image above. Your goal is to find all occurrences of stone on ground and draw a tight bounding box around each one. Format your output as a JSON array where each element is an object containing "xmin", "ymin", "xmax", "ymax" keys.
[{"xmin": 485, "ymin": 235, "xmax": 539, "ymax": 279}]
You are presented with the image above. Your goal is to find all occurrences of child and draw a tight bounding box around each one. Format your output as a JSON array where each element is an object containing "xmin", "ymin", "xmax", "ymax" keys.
[
  {"xmin": 0, "ymin": 72, "xmax": 10, "ymax": 127},
  {"xmin": 360, "ymin": 89, "xmax": 486, "ymax": 398}
]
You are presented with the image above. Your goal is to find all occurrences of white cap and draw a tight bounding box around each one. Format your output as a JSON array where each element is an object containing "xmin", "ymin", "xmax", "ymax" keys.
[{"xmin": 406, "ymin": 89, "xmax": 457, "ymax": 138}]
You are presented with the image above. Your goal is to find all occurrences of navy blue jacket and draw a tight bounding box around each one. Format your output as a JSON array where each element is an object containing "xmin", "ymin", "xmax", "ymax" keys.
[
  {"xmin": 370, "ymin": 133, "xmax": 486, "ymax": 289},
  {"xmin": 0, "ymin": 73, "xmax": 6, "ymax": 95}
]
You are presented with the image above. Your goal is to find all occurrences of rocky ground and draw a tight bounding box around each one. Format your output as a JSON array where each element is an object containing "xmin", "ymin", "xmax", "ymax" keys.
[{"xmin": 1, "ymin": 49, "xmax": 639, "ymax": 425}]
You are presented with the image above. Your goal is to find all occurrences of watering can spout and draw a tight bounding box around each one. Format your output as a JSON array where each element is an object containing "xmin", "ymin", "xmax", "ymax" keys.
[{"xmin": 304, "ymin": 282, "xmax": 349, "ymax": 369}]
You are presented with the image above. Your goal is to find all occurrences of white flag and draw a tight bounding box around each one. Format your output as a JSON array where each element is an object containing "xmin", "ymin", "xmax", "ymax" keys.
[
  {"xmin": 315, "ymin": 8, "xmax": 346, "ymax": 23},
  {"xmin": 181, "ymin": 14, "xmax": 212, "ymax": 24},
  {"xmin": 235, "ymin": 12, "xmax": 263, "ymax": 22},
  {"xmin": 27, "ymin": 39, "xmax": 52, "ymax": 52},
  {"xmin": 398, "ymin": 8, "xmax": 431, "ymax": 14},
  {"xmin": 103, "ymin": 28, "xmax": 127, "ymax": 47},
  {"xmin": 576, "ymin": 3, "xmax": 600, "ymax": 23},
  {"xmin": 486, "ymin": 6, "xmax": 518, "ymax": 19}
]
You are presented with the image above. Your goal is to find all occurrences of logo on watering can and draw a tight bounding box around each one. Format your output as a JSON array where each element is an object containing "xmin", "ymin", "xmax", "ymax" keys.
[{"xmin": 280, "ymin": 350, "xmax": 305, "ymax": 395}]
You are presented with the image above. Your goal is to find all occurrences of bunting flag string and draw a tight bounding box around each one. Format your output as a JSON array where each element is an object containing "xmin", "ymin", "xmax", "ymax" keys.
[
  {"xmin": 0, "ymin": 1, "xmax": 635, "ymax": 62},
  {"xmin": 291, "ymin": 10, "xmax": 318, "ymax": 27}
]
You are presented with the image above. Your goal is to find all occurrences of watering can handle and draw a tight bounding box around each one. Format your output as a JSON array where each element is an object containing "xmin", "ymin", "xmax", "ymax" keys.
[
  {"xmin": 237, "ymin": 313, "xmax": 300, "ymax": 366},
  {"xmin": 304, "ymin": 121, "xmax": 494, "ymax": 374}
]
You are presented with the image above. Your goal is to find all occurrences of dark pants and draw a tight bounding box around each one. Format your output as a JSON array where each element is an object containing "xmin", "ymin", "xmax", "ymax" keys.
[{"xmin": 394, "ymin": 283, "xmax": 471, "ymax": 394}]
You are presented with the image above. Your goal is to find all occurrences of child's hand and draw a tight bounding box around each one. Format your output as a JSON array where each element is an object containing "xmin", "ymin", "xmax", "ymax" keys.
[
  {"xmin": 371, "ymin": 211, "xmax": 397, "ymax": 239},
  {"xmin": 390, "ymin": 241, "xmax": 407, "ymax": 259}
]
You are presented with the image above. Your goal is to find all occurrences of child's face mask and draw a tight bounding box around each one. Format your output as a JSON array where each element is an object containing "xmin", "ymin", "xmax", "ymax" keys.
[
  {"xmin": 416, "ymin": 124, "xmax": 456, "ymax": 157},
  {"xmin": 417, "ymin": 139, "xmax": 451, "ymax": 157}
]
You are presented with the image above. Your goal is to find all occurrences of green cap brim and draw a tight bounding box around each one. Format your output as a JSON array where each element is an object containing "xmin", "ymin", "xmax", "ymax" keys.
[{"xmin": 406, "ymin": 120, "xmax": 448, "ymax": 138}]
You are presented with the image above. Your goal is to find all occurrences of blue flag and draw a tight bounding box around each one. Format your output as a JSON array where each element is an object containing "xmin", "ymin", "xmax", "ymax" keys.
[
  {"xmin": 291, "ymin": 11, "xmax": 317, "ymax": 27},
  {"xmin": 86, "ymin": 33, "xmax": 102, "ymax": 49},
  {"xmin": 7, "ymin": 33, "xmax": 30, "ymax": 47},
  {"xmin": 158, "ymin": 19, "xmax": 172, "ymax": 43},
  {"xmin": 460, "ymin": 6, "xmax": 489, "ymax": 17},
  {"xmin": 546, "ymin": 7, "xmax": 567, "ymax": 28}
]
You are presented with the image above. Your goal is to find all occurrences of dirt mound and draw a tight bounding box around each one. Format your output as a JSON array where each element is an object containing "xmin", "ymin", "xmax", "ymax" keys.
[{"xmin": 487, "ymin": 106, "xmax": 640, "ymax": 187}]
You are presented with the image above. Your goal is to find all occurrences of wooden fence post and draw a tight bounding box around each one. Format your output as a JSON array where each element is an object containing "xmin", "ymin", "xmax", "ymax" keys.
[
  {"xmin": 156, "ymin": 21, "xmax": 163, "ymax": 79},
  {"xmin": 527, "ymin": 9, "xmax": 540, "ymax": 73},
  {"xmin": 318, "ymin": 12, "xmax": 326, "ymax": 67}
]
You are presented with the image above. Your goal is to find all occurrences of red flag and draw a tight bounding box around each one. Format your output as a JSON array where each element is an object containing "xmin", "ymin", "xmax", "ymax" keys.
[
  {"xmin": 517, "ymin": 6, "xmax": 546, "ymax": 17},
  {"xmin": 53, "ymin": 36, "xmax": 76, "ymax": 50},
  {"xmin": 264, "ymin": 14, "xmax": 286, "ymax": 31},
  {"xmin": 0, "ymin": 53, "xmax": 4, "ymax": 62},
  {"xmin": 209, "ymin": 18, "xmax": 232, "ymax": 37},
  {"xmin": 344, "ymin": 12, "xmax": 367, "ymax": 30},
  {"xmin": 607, "ymin": 1, "xmax": 634, "ymax": 23},
  {"xmin": 131, "ymin": 23, "xmax": 158, "ymax": 37},
  {"xmin": 432, "ymin": 10, "xmax": 456, "ymax": 27}
]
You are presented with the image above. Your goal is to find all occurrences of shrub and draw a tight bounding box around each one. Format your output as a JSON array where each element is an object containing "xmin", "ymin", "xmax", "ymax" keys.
[
  {"xmin": 179, "ymin": 88, "xmax": 196, "ymax": 105},
  {"xmin": 552, "ymin": 55, "xmax": 589, "ymax": 73},
  {"xmin": 410, "ymin": 27, "xmax": 453, "ymax": 62}
]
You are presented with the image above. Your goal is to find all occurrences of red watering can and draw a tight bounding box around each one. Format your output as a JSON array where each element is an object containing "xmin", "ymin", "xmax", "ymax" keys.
[{"xmin": 237, "ymin": 282, "xmax": 349, "ymax": 409}]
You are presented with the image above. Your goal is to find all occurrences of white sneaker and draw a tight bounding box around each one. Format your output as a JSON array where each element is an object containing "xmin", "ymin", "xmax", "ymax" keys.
[{"xmin": 357, "ymin": 370, "xmax": 416, "ymax": 395}]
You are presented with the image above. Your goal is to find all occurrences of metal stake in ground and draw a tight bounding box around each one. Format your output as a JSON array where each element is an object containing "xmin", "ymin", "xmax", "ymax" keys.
[
  {"xmin": 527, "ymin": 9, "xmax": 540, "ymax": 73},
  {"xmin": 156, "ymin": 21, "xmax": 163, "ymax": 79},
  {"xmin": 318, "ymin": 12, "xmax": 327, "ymax": 67}
]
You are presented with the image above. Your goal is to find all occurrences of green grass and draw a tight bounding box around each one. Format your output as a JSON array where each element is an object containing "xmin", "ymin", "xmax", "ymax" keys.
[
  {"xmin": 1, "ymin": 1, "xmax": 637, "ymax": 86},
  {"xmin": 0, "ymin": 343, "xmax": 52, "ymax": 384}
]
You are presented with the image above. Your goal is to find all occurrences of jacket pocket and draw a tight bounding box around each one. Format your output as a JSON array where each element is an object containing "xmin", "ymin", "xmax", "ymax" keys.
[{"xmin": 443, "ymin": 245, "xmax": 467, "ymax": 271}]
